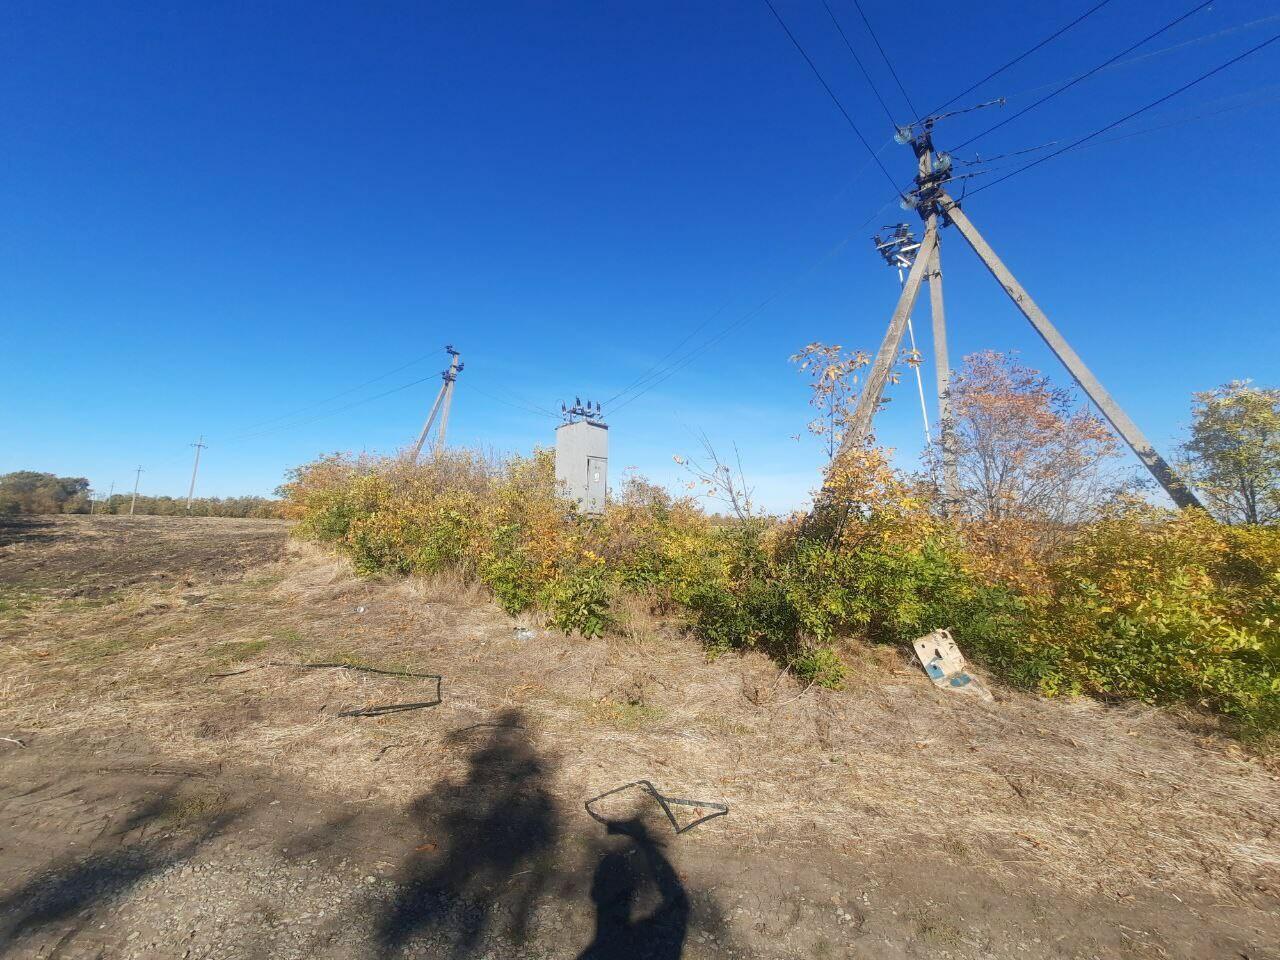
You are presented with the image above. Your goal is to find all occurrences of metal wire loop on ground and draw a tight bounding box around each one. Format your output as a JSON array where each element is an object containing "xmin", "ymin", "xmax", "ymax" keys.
[
  {"xmin": 208, "ymin": 660, "xmax": 443, "ymax": 716},
  {"xmin": 585, "ymin": 779, "xmax": 728, "ymax": 835}
]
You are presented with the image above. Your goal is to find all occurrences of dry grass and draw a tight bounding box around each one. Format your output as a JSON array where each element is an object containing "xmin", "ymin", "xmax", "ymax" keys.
[{"xmin": 3, "ymin": 534, "xmax": 1279, "ymax": 912}]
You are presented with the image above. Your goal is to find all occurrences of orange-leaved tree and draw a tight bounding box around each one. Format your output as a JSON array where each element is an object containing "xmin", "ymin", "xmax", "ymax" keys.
[
  {"xmin": 931, "ymin": 351, "xmax": 1132, "ymax": 588},
  {"xmin": 943, "ymin": 350, "xmax": 1126, "ymax": 526}
]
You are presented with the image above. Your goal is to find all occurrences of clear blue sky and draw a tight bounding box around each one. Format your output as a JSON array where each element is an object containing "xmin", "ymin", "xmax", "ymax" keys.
[{"xmin": 3, "ymin": 0, "xmax": 1278, "ymax": 511}]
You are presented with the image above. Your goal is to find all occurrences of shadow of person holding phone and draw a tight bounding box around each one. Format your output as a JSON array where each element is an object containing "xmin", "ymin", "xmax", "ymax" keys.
[{"xmin": 578, "ymin": 818, "xmax": 689, "ymax": 960}]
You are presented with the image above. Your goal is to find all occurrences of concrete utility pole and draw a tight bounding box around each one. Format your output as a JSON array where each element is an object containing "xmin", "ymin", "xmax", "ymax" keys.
[
  {"xmin": 939, "ymin": 194, "xmax": 1199, "ymax": 509},
  {"xmin": 435, "ymin": 376, "xmax": 456, "ymax": 456},
  {"xmin": 927, "ymin": 242, "xmax": 960, "ymax": 507},
  {"xmin": 835, "ymin": 115, "xmax": 1201, "ymax": 511},
  {"xmin": 409, "ymin": 346, "xmax": 463, "ymax": 463},
  {"xmin": 186, "ymin": 436, "xmax": 207, "ymax": 512},
  {"xmin": 130, "ymin": 467, "xmax": 143, "ymax": 516}
]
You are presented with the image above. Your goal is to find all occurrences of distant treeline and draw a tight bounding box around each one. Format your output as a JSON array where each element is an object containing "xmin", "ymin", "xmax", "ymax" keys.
[{"xmin": 0, "ymin": 471, "xmax": 284, "ymax": 518}]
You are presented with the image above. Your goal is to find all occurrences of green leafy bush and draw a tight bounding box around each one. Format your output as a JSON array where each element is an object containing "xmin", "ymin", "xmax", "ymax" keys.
[
  {"xmin": 282, "ymin": 449, "xmax": 1280, "ymax": 739},
  {"xmin": 539, "ymin": 567, "xmax": 614, "ymax": 638}
]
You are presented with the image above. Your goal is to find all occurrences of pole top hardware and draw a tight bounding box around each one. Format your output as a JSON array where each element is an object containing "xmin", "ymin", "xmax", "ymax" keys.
[
  {"xmin": 441, "ymin": 344, "xmax": 463, "ymax": 382},
  {"xmin": 873, "ymin": 223, "xmax": 920, "ymax": 270},
  {"xmin": 896, "ymin": 97, "xmax": 1006, "ymax": 142},
  {"xmin": 561, "ymin": 397, "xmax": 606, "ymax": 426},
  {"xmin": 895, "ymin": 98, "xmax": 1005, "ymax": 219}
]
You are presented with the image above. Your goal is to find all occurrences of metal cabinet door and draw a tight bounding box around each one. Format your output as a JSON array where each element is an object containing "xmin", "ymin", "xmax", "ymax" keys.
[{"xmin": 585, "ymin": 456, "xmax": 607, "ymax": 515}]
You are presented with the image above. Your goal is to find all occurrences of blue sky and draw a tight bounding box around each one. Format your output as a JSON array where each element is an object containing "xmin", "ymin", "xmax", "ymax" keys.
[{"xmin": 3, "ymin": 0, "xmax": 1278, "ymax": 511}]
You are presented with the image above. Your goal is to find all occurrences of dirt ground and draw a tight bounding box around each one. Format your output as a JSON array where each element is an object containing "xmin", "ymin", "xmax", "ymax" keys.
[{"xmin": 1, "ymin": 516, "xmax": 1278, "ymax": 960}]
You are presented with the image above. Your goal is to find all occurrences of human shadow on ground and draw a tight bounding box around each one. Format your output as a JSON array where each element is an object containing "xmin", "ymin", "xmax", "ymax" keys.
[
  {"xmin": 577, "ymin": 818, "xmax": 690, "ymax": 960},
  {"xmin": 0, "ymin": 786, "xmax": 242, "ymax": 956},
  {"xmin": 375, "ymin": 709, "xmax": 560, "ymax": 958}
]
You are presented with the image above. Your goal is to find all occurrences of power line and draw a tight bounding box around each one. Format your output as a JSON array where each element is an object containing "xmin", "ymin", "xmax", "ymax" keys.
[
  {"xmin": 607, "ymin": 208, "xmax": 914, "ymax": 416},
  {"xmin": 225, "ymin": 351, "xmax": 436, "ymax": 439},
  {"xmin": 1084, "ymin": 82, "xmax": 1280, "ymax": 147},
  {"xmin": 608, "ymin": 234, "xmax": 857, "ymax": 415},
  {"xmin": 760, "ymin": 0, "xmax": 903, "ymax": 197},
  {"xmin": 955, "ymin": 82, "xmax": 1280, "ymax": 181},
  {"xmin": 953, "ymin": 0, "xmax": 1216, "ymax": 152},
  {"xmin": 848, "ymin": 0, "xmax": 919, "ymax": 120},
  {"xmin": 955, "ymin": 139, "xmax": 1059, "ymax": 166},
  {"xmin": 926, "ymin": 0, "xmax": 1116, "ymax": 119},
  {"xmin": 468, "ymin": 383, "xmax": 560, "ymax": 420},
  {"xmin": 819, "ymin": 0, "xmax": 898, "ymax": 128},
  {"xmin": 1005, "ymin": 11, "xmax": 1280, "ymax": 103},
  {"xmin": 601, "ymin": 304, "xmax": 730, "ymax": 408},
  {"xmin": 603, "ymin": 193, "xmax": 901, "ymax": 415},
  {"xmin": 604, "ymin": 133, "xmax": 897, "ymax": 412},
  {"xmin": 969, "ymin": 29, "xmax": 1280, "ymax": 197},
  {"xmin": 233, "ymin": 372, "xmax": 443, "ymax": 442}
]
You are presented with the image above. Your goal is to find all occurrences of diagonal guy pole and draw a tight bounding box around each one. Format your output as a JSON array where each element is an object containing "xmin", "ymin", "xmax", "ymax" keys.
[
  {"xmin": 409, "ymin": 382, "xmax": 448, "ymax": 463},
  {"xmin": 938, "ymin": 191, "xmax": 1201, "ymax": 510},
  {"xmin": 836, "ymin": 218, "xmax": 939, "ymax": 462}
]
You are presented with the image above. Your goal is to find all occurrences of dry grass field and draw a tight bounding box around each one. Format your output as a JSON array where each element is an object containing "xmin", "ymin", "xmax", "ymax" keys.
[{"xmin": 1, "ymin": 516, "xmax": 1278, "ymax": 959}]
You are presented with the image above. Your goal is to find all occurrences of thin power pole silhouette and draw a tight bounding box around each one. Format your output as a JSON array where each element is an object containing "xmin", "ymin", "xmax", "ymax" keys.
[
  {"xmin": 186, "ymin": 436, "xmax": 207, "ymax": 512},
  {"xmin": 129, "ymin": 467, "xmax": 143, "ymax": 516},
  {"xmin": 408, "ymin": 346, "xmax": 464, "ymax": 463},
  {"xmin": 836, "ymin": 119, "xmax": 1200, "ymax": 511}
]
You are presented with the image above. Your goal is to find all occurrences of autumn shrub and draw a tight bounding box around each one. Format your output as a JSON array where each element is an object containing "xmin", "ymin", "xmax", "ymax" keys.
[
  {"xmin": 283, "ymin": 447, "xmax": 1280, "ymax": 732},
  {"xmin": 1024, "ymin": 507, "xmax": 1280, "ymax": 733}
]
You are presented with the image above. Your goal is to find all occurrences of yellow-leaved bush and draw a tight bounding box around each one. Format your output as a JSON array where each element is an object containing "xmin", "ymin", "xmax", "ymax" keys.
[{"xmin": 283, "ymin": 449, "xmax": 1280, "ymax": 734}]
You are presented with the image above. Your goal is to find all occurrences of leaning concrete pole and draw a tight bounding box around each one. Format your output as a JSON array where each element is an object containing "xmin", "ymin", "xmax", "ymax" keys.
[
  {"xmin": 130, "ymin": 466, "xmax": 143, "ymax": 516},
  {"xmin": 409, "ymin": 379, "xmax": 449, "ymax": 463},
  {"xmin": 939, "ymin": 192, "xmax": 1201, "ymax": 510},
  {"xmin": 186, "ymin": 436, "xmax": 206, "ymax": 511},
  {"xmin": 836, "ymin": 220, "xmax": 938, "ymax": 462}
]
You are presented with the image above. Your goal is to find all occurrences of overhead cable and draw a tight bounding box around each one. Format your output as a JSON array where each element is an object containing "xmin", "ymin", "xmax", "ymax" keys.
[
  {"xmin": 603, "ymin": 135, "xmax": 896, "ymax": 411},
  {"xmin": 848, "ymin": 0, "xmax": 919, "ymax": 120},
  {"xmin": 968, "ymin": 29, "xmax": 1280, "ymax": 196},
  {"xmin": 1005, "ymin": 11, "xmax": 1280, "ymax": 102},
  {"xmin": 226, "ymin": 352, "xmax": 436, "ymax": 439},
  {"xmin": 760, "ymin": 0, "xmax": 904, "ymax": 197},
  {"xmin": 608, "ymin": 230, "xmax": 862, "ymax": 415},
  {"xmin": 953, "ymin": 0, "xmax": 1217, "ymax": 152},
  {"xmin": 232, "ymin": 372, "xmax": 443, "ymax": 442},
  {"xmin": 925, "ymin": 0, "xmax": 1116, "ymax": 119},
  {"xmin": 820, "ymin": 0, "xmax": 899, "ymax": 128}
]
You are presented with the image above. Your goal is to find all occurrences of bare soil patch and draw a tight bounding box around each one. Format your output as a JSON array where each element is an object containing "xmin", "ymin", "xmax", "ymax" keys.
[{"xmin": 1, "ymin": 516, "xmax": 1277, "ymax": 959}]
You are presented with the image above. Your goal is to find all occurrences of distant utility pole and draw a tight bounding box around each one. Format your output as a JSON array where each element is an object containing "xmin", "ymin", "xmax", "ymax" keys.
[
  {"xmin": 409, "ymin": 346, "xmax": 464, "ymax": 463},
  {"xmin": 186, "ymin": 436, "xmax": 207, "ymax": 511},
  {"xmin": 105, "ymin": 481, "xmax": 115, "ymax": 515},
  {"xmin": 130, "ymin": 466, "xmax": 143, "ymax": 516}
]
